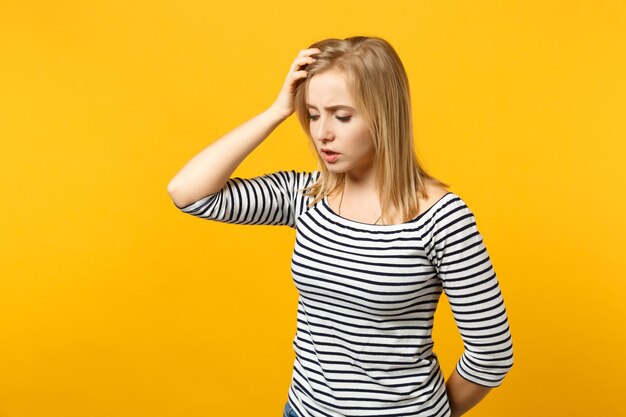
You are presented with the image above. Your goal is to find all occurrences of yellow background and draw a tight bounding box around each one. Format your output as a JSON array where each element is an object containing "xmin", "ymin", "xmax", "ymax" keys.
[{"xmin": 1, "ymin": 1, "xmax": 625, "ymax": 416}]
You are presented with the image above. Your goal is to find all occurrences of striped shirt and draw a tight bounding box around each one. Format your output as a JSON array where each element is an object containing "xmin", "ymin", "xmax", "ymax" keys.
[{"xmin": 176, "ymin": 170, "xmax": 514, "ymax": 417}]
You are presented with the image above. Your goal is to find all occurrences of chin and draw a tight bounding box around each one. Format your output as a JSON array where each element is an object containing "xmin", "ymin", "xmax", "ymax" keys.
[{"xmin": 324, "ymin": 165, "xmax": 348, "ymax": 174}]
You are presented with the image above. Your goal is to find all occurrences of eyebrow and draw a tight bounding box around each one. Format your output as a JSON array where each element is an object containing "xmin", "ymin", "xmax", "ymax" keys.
[{"xmin": 306, "ymin": 103, "xmax": 355, "ymax": 111}]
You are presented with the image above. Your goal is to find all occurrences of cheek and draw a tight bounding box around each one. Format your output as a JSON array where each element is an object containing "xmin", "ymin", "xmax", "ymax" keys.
[
  {"xmin": 357, "ymin": 130, "xmax": 375, "ymax": 150},
  {"xmin": 350, "ymin": 125, "xmax": 370, "ymax": 142}
]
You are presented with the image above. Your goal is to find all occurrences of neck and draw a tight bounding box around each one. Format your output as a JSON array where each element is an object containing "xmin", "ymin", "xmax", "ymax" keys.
[
  {"xmin": 339, "ymin": 186, "xmax": 383, "ymax": 225},
  {"xmin": 342, "ymin": 166, "xmax": 378, "ymax": 196}
]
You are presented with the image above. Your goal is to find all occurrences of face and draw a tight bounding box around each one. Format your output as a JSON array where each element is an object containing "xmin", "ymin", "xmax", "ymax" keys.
[{"xmin": 306, "ymin": 68, "xmax": 376, "ymax": 177}]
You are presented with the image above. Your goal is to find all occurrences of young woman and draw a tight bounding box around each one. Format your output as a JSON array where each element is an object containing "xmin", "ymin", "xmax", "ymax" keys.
[{"xmin": 168, "ymin": 36, "xmax": 513, "ymax": 417}]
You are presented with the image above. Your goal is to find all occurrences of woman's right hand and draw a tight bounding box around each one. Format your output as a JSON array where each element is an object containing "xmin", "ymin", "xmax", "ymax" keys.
[{"xmin": 269, "ymin": 48, "xmax": 321, "ymax": 119}]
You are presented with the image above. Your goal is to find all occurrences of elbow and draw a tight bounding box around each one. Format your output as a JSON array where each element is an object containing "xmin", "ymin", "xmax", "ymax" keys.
[
  {"xmin": 167, "ymin": 181, "xmax": 187, "ymax": 209},
  {"xmin": 497, "ymin": 354, "xmax": 514, "ymax": 383},
  {"xmin": 499, "ymin": 335, "xmax": 515, "ymax": 375},
  {"xmin": 503, "ymin": 346, "xmax": 514, "ymax": 376},
  {"xmin": 491, "ymin": 341, "xmax": 514, "ymax": 378},
  {"xmin": 492, "ymin": 345, "xmax": 514, "ymax": 384},
  {"xmin": 167, "ymin": 176, "xmax": 181, "ymax": 197},
  {"xmin": 459, "ymin": 342, "xmax": 514, "ymax": 387}
]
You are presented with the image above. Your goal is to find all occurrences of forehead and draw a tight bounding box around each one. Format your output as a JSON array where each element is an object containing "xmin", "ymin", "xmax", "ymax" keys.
[{"xmin": 307, "ymin": 68, "xmax": 354, "ymax": 105}]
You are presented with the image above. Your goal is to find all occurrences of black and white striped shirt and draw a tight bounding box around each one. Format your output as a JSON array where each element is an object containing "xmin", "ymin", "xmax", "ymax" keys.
[{"xmin": 176, "ymin": 170, "xmax": 514, "ymax": 417}]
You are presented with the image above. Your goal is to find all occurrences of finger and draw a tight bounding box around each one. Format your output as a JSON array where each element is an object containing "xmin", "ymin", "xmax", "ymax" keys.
[
  {"xmin": 290, "ymin": 56, "xmax": 316, "ymax": 72},
  {"xmin": 297, "ymin": 48, "xmax": 322, "ymax": 58},
  {"xmin": 290, "ymin": 70, "xmax": 308, "ymax": 80},
  {"xmin": 295, "ymin": 56, "xmax": 316, "ymax": 67}
]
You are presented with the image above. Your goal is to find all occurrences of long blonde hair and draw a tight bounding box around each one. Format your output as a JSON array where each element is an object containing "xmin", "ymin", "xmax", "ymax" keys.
[{"xmin": 293, "ymin": 35, "xmax": 449, "ymax": 224}]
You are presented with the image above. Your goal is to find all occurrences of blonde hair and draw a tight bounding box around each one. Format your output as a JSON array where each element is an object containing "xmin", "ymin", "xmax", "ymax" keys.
[{"xmin": 293, "ymin": 35, "xmax": 449, "ymax": 224}]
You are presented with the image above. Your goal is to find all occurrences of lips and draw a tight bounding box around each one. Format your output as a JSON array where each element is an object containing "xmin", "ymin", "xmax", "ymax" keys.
[{"xmin": 321, "ymin": 149, "xmax": 341, "ymax": 163}]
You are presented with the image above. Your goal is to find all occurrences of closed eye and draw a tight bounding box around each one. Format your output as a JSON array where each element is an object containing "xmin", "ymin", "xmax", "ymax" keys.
[{"xmin": 308, "ymin": 115, "xmax": 352, "ymax": 123}]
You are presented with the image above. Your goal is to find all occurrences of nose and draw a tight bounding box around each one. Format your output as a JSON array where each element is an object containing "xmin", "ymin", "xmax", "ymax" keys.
[{"xmin": 313, "ymin": 116, "xmax": 335, "ymax": 143}]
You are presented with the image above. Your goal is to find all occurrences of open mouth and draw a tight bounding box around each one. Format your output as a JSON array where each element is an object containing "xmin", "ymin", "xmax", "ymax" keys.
[{"xmin": 322, "ymin": 150, "xmax": 341, "ymax": 162}]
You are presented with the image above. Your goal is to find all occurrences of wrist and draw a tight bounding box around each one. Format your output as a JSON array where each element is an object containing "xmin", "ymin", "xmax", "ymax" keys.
[{"xmin": 266, "ymin": 104, "xmax": 292, "ymax": 121}]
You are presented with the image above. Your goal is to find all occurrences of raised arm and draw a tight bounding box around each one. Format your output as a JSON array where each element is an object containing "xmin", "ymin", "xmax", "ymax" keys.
[
  {"xmin": 167, "ymin": 108, "xmax": 285, "ymax": 209},
  {"xmin": 167, "ymin": 48, "xmax": 321, "ymax": 209}
]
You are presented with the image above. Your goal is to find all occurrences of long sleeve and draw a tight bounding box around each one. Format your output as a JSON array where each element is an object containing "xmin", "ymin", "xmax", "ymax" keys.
[
  {"xmin": 174, "ymin": 170, "xmax": 315, "ymax": 229},
  {"xmin": 423, "ymin": 194, "xmax": 514, "ymax": 387}
]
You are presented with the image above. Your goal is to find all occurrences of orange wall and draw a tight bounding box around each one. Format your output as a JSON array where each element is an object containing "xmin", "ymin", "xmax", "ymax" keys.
[{"xmin": 1, "ymin": 1, "xmax": 624, "ymax": 416}]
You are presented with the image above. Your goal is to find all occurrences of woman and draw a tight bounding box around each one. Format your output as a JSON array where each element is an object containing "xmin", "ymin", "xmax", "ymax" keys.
[{"xmin": 168, "ymin": 36, "xmax": 513, "ymax": 417}]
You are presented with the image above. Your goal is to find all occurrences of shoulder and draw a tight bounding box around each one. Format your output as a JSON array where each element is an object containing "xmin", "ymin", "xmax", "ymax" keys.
[
  {"xmin": 417, "ymin": 179, "xmax": 451, "ymax": 216},
  {"xmin": 422, "ymin": 179, "xmax": 449, "ymax": 201}
]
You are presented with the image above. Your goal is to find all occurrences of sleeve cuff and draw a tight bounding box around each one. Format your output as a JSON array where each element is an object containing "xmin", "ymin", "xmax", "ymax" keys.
[{"xmin": 455, "ymin": 357, "xmax": 510, "ymax": 388}]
